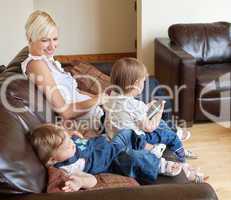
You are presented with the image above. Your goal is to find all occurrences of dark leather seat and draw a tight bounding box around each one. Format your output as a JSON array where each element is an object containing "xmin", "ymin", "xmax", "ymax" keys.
[{"xmin": 155, "ymin": 22, "xmax": 231, "ymax": 126}]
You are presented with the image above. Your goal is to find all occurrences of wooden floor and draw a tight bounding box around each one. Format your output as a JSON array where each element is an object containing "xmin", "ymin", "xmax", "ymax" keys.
[{"xmin": 185, "ymin": 123, "xmax": 231, "ymax": 200}]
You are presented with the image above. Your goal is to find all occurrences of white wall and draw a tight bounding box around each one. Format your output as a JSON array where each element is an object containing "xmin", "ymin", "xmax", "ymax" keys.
[
  {"xmin": 139, "ymin": 0, "xmax": 231, "ymax": 74},
  {"xmin": 0, "ymin": 0, "xmax": 33, "ymax": 65},
  {"xmin": 0, "ymin": 0, "xmax": 135, "ymax": 65},
  {"xmin": 34, "ymin": 0, "xmax": 136, "ymax": 55},
  {"xmin": 5, "ymin": 0, "xmax": 230, "ymax": 71}
]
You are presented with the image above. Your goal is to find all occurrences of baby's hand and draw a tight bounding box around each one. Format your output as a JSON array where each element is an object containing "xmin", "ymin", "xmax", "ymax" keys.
[
  {"xmin": 62, "ymin": 175, "xmax": 82, "ymax": 192},
  {"xmin": 147, "ymin": 99, "xmax": 166, "ymax": 108},
  {"xmin": 147, "ymin": 99, "xmax": 158, "ymax": 107},
  {"xmin": 144, "ymin": 101, "xmax": 166, "ymax": 132},
  {"xmin": 62, "ymin": 171, "xmax": 97, "ymax": 192}
]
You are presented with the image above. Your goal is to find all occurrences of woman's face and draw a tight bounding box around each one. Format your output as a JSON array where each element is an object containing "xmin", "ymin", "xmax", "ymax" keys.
[{"xmin": 29, "ymin": 27, "xmax": 59, "ymax": 57}]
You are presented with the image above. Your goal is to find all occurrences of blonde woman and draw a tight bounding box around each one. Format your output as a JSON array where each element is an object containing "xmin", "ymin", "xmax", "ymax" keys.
[{"xmin": 21, "ymin": 10, "xmax": 103, "ymax": 130}]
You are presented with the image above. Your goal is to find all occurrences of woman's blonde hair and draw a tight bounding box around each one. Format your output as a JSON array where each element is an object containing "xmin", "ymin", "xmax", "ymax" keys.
[
  {"xmin": 25, "ymin": 10, "xmax": 57, "ymax": 42},
  {"xmin": 30, "ymin": 124, "xmax": 65, "ymax": 166},
  {"xmin": 111, "ymin": 57, "xmax": 148, "ymax": 93}
]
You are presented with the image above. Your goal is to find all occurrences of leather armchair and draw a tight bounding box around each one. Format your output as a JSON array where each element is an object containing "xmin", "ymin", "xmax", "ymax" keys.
[{"xmin": 155, "ymin": 22, "xmax": 231, "ymax": 127}]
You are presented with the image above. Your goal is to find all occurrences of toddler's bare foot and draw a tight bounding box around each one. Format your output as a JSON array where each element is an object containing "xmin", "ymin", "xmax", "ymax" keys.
[
  {"xmin": 182, "ymin": 163, "xmax": 209, "ymax": 183},
  {"xmin": 160, "ymin": 158, "xmax": 182, "ymax": 176}
]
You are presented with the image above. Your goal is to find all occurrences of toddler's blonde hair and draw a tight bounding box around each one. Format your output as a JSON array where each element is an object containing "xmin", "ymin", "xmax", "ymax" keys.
[
  {"xmin": 111, "ymin": 57, "xmax": 148, "ymax": 93},
  {"xmin": 30, "ymin": 123, "xmax": 65, "ymax": 166}
]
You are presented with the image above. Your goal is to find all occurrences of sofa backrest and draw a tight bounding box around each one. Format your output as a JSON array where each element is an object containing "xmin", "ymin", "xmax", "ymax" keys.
[
  {"xmin": 1, "ymin": 46, "xmax": 56, "ymax": 124},
  {"xmin": 0, "ymin": 104, "xmax": 46, "ymax": 193},
  {"xmin": 6, "ymin": 47, "xmax": 29, "ymax": 73},
  {"xmin": 168, "ymin": 22, "xmax": 231, "ymax": 64},
  {"xmin": 0, "ymin": 47, "xmax": 55, "ymax": 194}
]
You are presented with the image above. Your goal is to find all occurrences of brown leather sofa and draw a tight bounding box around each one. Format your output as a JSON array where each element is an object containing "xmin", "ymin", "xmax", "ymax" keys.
[
  {"xmin": 0, "ymin": 47, "xmax": 218, "ymax": 200},
  {"xmin": 155, "ymin": 22, "xmax": 231, "ymax": 127}
]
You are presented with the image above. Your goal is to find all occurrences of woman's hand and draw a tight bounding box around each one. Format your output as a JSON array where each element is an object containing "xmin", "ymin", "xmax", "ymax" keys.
[{"xmin": 98, "ymin": 92, "xmax": 109, "ymax": 105}]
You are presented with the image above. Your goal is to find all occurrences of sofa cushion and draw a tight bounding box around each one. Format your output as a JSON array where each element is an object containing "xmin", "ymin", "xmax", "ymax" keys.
[
  {"xmin": 6, "ymin": 47, "xmax": 28, "ymax": 73},
  {"xmin": 168, "ymin": 22, "xmax": 231, "ymax": 64},
  {"xmin": 92, "ymin": 173, "xmax": 139, "ymax": 190},
  {"xmin": 196, "ymin": 63, "xmax": 231, "ymax": 98},
  {"xmin": 0, "ymin": 65, "xmax": 6, "ymax": 73},
  {"xmin": 0, "ymin": 105, "xmax": 46, "ymax": 194},
  {"xmin": 47, "ymin": 167, "xmax": 139, "ymax": 193},
  {"xmin": 63, "ymin": 62, "xmax": 111, "ymax": 95},
  {"xmin": 90, "ymin": 61, "xmax": 113, "ymax": 76}
]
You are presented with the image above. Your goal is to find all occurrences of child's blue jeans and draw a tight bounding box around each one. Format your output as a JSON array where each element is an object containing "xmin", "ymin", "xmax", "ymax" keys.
[
  {"xmin": 144, "ymin": 120, "xmax": 185, "ymax": 162},
  {"xmin": 73, "ymin": 129, "xmax": 162, "ymax": 184},
  {"xmin": 110, "ymin": 148, "xmax": 161, "ymax": 184},
  {"xmin": 110, "ymin": 124, "xmax": 185, "ymax": 184},
  {"xmin": 110, "ymin": 129, "xmax": 162, "ymax": 184}
]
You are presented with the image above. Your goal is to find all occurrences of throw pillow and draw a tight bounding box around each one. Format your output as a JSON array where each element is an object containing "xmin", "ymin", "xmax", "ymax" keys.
[
  {"xmin": 47, "ymin": 167, "xmax": 68, "ymax": 193},
  {"xmin": 47, "ymin": 167, "xmax": 139, "ymax": 193},
  {"xmin": 90, "ymin": 173, "xmax": 140, "ymax": 191},
  {"xmin": 0, "ymin": 65, "xmax": 6, "ymax": 73},
  {"xmin": 63, "ymin": 62, "xmax": 111, "ymax": 95}
]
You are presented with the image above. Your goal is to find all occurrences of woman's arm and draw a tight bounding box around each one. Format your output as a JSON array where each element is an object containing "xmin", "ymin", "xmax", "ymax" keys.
[
  {"xmin": 27, "ymin": 60, "xmax": 99, "ymax": 119},
  {"xmin": 79, "ymin": 90, "xmax": 96, "ymax": 98}
]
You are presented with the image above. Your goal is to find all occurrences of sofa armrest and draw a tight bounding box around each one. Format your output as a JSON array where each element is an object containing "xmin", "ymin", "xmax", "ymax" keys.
[
  {"xmin": 155, "ymin": 38, "xmax": 197, "ymax": 126},
  {"xmin": 2, "ymin": 183, "xmax": 218, "ymax": 200}
]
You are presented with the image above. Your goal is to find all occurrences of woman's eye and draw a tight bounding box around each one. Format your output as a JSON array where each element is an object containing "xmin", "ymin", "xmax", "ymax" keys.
[{"xmin": 40, "ymin": 37, "xmax": 49, "ymax": 42}]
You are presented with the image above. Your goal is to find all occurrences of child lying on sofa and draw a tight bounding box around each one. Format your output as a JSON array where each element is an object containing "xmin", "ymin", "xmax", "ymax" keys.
[{"xmin": 30, "ymin": 123, "xmax": 184, "ymax": 192}]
